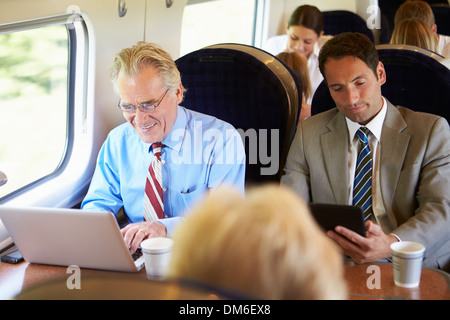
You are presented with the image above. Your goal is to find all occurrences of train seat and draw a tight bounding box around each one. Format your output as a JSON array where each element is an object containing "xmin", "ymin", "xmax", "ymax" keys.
[
  {"xmin": 323, "ymin": 10, "xmax": 375, "ymax": 42},
  {"xmin": 311, "ymin": 44, "xmax": 450, "ymax": 122},
  {"xmin": 431, "ymin": 5, "xmax": 450, "ymax": 37},
  {"xmin": 176, "ymin": 44, "xmax": 301, "ymax": 185},
  {"xmin": 440, "ymin": 57, "xmax": 450, "ymax": 69}
]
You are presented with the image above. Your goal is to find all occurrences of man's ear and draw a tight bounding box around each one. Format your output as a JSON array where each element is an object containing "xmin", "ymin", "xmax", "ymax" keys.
[
  {"xmin": 175, "ymin": 82, "xmax": 184, "ymax": 104},
  {"xmin": 377, "ymin": 61, "xmax": 386, "ymax": 86}
]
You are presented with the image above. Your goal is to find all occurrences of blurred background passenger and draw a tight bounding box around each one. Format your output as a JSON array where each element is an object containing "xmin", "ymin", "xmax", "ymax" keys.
[
  {"xmin": 394, "ymin": 0, "xmax": 450, "ymax": 57},
  {"xmin": 167, "ymin": 185, "xmax": 347, "ymax": 300},
  {"xmin": 263, "ymin": 5, "xmax": 332, "ymax": 98},
  {"xmin": 277, "ymin": 51, "xmax": 312, "ymax": 121},
  {"xmin": 390, "ymin": 18, "xmax": 439, "ymax": 52}
]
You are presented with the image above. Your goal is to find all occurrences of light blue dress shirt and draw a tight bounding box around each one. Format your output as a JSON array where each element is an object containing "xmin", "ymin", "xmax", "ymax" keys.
[{"xmin": 82, "ymin": 106, "xmax": 246, "ymax": 235}]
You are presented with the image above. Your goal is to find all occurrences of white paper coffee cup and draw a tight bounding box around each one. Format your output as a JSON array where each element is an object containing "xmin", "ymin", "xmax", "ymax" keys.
[
  {"xmin": 391, "ymin": 241, "xmax": 425, "ymax": 288},
  {"xmin": 141, "ymin": 237, "xmax": 173, "ymax": 280}
]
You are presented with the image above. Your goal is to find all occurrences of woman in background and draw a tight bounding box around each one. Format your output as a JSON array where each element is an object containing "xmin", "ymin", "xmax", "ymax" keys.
[
  {"xmin": 393, "ymin": 0, "xmax": 449, "ymax": 57},
  {"xmin": 390, "ymin": 18, "xmax": 439, "ymax": 53},
  {"xmin": 263, "ymin": 5, "xmax": 332, "ymax": 100},
  {"xmin": 277, "ymin": 51, "xmax": 312, "ymax": 121}
]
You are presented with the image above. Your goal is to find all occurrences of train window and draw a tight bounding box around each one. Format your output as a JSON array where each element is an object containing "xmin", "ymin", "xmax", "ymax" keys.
[
  {"xmin": 0, "ymin": 14, "xmax": 85, "ymax": 202},
  {"xmin": 180, "ymin": 0, "xmax": 258, "ymax": 56}
]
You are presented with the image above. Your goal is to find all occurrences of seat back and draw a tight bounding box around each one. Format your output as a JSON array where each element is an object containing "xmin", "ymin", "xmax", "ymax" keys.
[
  {"xmin": 377, "ymin": 44, "xmax": 449, "ymax": 120},
  {"xmin": 323, "ymin": 10, "xmax": 374, "ymax": 42},
  {"xmin": 440, "ymin": 57, "xmax": 450, "ymax": 69},
  {"xmin": 311, "ymin": 80, "xmax": 335, "ymax": 116},
  {"xmin": 431, "ymin": 5, "xmax": 450, "ymax": 36},
  {"xmin": 175, "ymin": 44, "xmax": 301, "ymax": 185},
  {"xmin": 311, "ymin": 44, "xmax": 450, "ymax": 122}
]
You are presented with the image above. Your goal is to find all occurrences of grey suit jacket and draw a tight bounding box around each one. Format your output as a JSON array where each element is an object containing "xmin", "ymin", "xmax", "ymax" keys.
[{"xmin": 281, "ymin": 101, "xmax": 450, "ymax": 271}]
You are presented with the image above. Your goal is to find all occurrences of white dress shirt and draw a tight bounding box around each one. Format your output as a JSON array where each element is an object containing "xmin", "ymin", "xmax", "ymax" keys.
[
  {"xmin": 438, "ymin": 34, "xmax": 450, "ymax": 58},
  {"xmin": 345, "ymin": 98, "xmax": 399, "ymax": 236}
]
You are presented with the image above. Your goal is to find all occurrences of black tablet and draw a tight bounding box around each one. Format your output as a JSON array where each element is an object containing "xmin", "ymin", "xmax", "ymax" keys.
[{"xmin": 308, "ymin": 203, "xmax": 366, "ymax": 237}]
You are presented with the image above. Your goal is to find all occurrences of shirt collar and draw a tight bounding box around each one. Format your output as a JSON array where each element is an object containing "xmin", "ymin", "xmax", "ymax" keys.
[
  {"xmin": 313, "ymin": 41, "xmax": 320, "ymax": 58},
  {"xmin": 161, "ymin": 105, "xmax": 186, "ymax": 153},
  {"xmin": 346, "ymin": 97, "xmax": 387, "ymax": 142},
  {"xmin": 307, "ymin": 42, "xmax": 320, "ymax": 67}
]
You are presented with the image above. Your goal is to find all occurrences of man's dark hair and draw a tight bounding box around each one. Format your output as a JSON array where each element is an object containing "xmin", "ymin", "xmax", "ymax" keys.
[{"xmin": 318, "ymin": 32, "xmax": 379, "ymax": 79}]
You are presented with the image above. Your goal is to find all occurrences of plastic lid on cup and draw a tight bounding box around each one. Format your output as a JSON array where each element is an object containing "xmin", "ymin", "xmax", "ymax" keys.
[
  {"xmin": 391, "ymin": 241, "xmax": 425, "ymax": 258},
  {"xmin": 141, "ymin": 237, "xmax": 173, "ymax": 254}
]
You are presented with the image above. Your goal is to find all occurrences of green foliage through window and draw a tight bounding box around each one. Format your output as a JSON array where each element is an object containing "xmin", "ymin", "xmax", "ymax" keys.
[{"xmin": 0, "ymin": 25, "xmax": 69, "ymax": 199}]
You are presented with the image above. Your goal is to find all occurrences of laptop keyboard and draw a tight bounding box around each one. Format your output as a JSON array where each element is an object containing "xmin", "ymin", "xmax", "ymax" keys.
[{"xmin": 132, "ymin": 247, "xmax": 142, "ymax": 261}]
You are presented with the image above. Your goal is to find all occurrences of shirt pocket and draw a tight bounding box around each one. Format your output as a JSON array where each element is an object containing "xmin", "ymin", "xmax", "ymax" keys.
[
  {"xmin": 179, "ymin": 184, "xmax": 208, "ymax": 208},
  {"xmin": 168, "ymin": 183, "xmax": 209, "ymax": 217}
]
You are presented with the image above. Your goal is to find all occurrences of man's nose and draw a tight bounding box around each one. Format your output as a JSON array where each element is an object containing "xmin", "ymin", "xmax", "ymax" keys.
[
  {"xmin": 134, "ymin": 107, "xmax": 148, "ymax": 124},
  {"xmin": 344, "ymin": 87, "xmax": 359, "ymax": 105}
]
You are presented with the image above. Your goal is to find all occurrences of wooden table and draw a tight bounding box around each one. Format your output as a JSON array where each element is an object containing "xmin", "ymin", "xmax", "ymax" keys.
[
  {"xmin": 1, "ymin": 260, "xmax": 449, "ymax": 300},
  {"xmin": 0, "ymin": 261, "xmax": 224, "ymax": 300},
  {"xmin": 344, "ymin": 262, "xmax": 450, "ymax": 300}
]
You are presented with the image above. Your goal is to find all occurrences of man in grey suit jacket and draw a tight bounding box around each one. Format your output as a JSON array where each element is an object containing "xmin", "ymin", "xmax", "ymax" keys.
[{"xmin": 281, "ymin": 33, "xmax": 450, "ymax": 272}]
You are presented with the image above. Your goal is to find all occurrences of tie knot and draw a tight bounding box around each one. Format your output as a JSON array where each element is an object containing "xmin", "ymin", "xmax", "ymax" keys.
[
  {"xmin": 152, "ymin": 142, "xmax": 163, "ymax": 156},
  {"xmin": 356, "ymin": 127, "xmax": 370, "ymax": 144}
]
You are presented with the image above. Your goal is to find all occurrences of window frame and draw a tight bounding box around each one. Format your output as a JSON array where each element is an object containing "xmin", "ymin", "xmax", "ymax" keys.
[{"xmin": 0, "ymin": 13, "xmax": 87, "ymax": 204}]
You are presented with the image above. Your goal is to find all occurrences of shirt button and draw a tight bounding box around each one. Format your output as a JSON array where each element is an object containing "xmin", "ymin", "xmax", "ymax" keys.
[
  {"xmin": 161, "ymin": 160, "xmax": 165, "ymax": 164},
  {"xmin": 163, "ymin": 187, "xmax": 167, "ymax": 192}
]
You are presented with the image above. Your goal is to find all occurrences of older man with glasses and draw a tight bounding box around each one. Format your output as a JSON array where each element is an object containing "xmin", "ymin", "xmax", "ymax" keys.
[{"xmin": 82, "ymin": 42, "xmax": 246, "ymax": 254}]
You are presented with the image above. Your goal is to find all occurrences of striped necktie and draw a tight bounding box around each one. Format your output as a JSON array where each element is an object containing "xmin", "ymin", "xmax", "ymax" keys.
[
  {"xmin": 143, "ymin": 142, "xmax": 164, "ymax": 222},
  {"xmin": 353, "ymin": 127, "xmax": 373, "ymax": 221}
]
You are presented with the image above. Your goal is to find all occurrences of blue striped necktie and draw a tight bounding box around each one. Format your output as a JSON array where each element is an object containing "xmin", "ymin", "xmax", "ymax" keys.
[{"xmin": 353, "ymin": 127, "xmax": 373, "ymax": 221}]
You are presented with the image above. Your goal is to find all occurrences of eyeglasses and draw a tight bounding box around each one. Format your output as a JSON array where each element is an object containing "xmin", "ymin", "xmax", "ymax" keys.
[{"xmin": 118, "ymin": 89, "xmax": 169, "ymax": 113}]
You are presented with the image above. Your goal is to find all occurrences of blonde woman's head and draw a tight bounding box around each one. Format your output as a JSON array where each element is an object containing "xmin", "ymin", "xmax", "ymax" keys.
[
  {"xmin": 167, "ymin": 185, "xmax": 347, "ymax": 300},
  {"xmin": 390, "ymin": 18, "xmax": 439, "ymax": 53}
]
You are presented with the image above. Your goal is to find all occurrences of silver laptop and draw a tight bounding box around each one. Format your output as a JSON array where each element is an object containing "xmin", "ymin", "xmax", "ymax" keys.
[{"xmin": 0, "ymin": 206, "xmax": 144, "ymax": 272}]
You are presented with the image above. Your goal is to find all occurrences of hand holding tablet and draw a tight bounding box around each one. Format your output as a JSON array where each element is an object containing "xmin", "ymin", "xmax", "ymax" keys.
[{"xmin": 309, "ymin": 203, "xmax": 366, "ymax": 237}]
